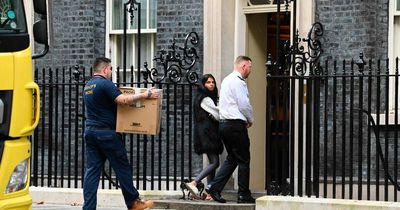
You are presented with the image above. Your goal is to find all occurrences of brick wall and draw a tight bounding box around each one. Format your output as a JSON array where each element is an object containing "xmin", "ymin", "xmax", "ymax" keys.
[
  {"xmin": 315, "ymin": 0, "xmax": 389, "ymax": 61},
  {"xmin": 34, "ymin": 0, "xmax": 106, "ymax": 69},
  {"xmin": 314, "ymin": 0, "xmax": 391, "ymax": 183},
  {"xmin": 156, "ymin": 0, "xmax": 204, "ymax": 73}
]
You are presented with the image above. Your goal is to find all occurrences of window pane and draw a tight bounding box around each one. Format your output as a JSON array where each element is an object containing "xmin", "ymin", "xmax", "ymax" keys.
[
  {"xmin": 130, "ymin": 0, "xmax": 147, "ymax": 29},
  {"xmin": 395, "ymin": 17, "xmax": 400, "ymax": 106},
  {"xmin": 249, "ymin": 0, "xmax": 271, "ymax": 5},
  {"xmin": 395, "ymin": 17, "xmax": 400, "ymax": 58},
  {"xmin": 115, "ymin": 35, "xmax": 134, "ymax": 69},
  {"xmin": 139, "ymin": 34, "xmax": 155, "ymax": 70},
  {"xmin": 149, "ymin": 0, "xmax": 157, "ymax": 29},
  {"xmin": 398, "ymin": 0, "xmax": 400, "ymax": 11},
  {"xmin": 112, "ymin": 0, "xmax": 124, "ymax": 30},
  {"xmin": 0, "ymin": 0, "xmax": 27, "ymax": 33},
  {"xmin": 140, "ymin": 0, "xmax": 148, "ymax": 29},
  {"xmin": 113, "ymin": 34, "xmax": 155, "ymax": 70},
  {"xmin": 117, "ymin": 71, "xmax": 134, "ymax": 84},
  {"xmin": 112, "ymin": 0, "xmax": 156, "ymax": 30}
]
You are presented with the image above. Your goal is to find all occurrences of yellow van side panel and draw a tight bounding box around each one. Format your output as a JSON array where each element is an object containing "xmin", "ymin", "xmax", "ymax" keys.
[
  {"xmin": 6, "ymin": 47, "xmax": 40, "ymax": 137},
  {"xmin": 0, "ymin": 54, "xmax": 14, "ymax": 90}
]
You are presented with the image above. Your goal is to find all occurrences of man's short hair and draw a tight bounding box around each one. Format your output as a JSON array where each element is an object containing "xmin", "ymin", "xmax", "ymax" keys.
[
  {"xmin": 93, "ymin": 57, "xmax": 111, "ymax": 72},
  {"xmin": 235, "ymin": 56, "xmax": 252, "ymax": 65}
]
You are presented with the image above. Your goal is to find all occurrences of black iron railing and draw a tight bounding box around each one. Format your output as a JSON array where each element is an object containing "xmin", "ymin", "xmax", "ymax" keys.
[
  {"xmin": 31, "ymin": 66, "xmax": 200, "ymax": 191},
  {"xmin": 266, "ymin": 54, "xmax": 400, "ymax": 201},
  {"xmin": 31, "ymin": 31, "xmax": 201, "ymax": 191}
]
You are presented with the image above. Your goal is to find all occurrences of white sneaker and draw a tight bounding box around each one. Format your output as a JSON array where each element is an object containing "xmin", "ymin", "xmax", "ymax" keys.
[{"xmin": 184, "ymin": 182, "xmax": 199, "ymax": 199}]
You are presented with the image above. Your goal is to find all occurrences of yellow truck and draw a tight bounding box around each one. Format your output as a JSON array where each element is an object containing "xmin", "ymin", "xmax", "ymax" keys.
[{"xmin": 0, "ymin": 0, "xmax": 48, "ymax": 209}]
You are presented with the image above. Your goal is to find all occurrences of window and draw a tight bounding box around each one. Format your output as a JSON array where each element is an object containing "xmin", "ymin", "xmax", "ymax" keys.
[
  {"xmin": 388, "ymin": 0, "xmax": 400, "ymax": 110},
  {"xmin": 398, "ymin": 0, "xmax": 400, "ymax": 11},
  {"xmin": 247, "ymin": 0, "xmax": 273, "ymax": 5},
  {"xmin": 107, "ymin": 0, "xmax": 157, "ymax": 82},
  {"xmin": 0, "ymin": 0, "xmax": 27, "ymax": 33},
  {"xmin": 243, "ymin": 0, "xmax": 293, "ymax": 15}
]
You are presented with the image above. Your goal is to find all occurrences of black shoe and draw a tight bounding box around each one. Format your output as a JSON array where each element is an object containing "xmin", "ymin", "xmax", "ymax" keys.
[
  {"xmin": 237, "ymin": 195, "xmax": 256, "ymax": 203},
  {"xmin": 205, "ymin": 187, "xmax": 226, "ymax": 203}
]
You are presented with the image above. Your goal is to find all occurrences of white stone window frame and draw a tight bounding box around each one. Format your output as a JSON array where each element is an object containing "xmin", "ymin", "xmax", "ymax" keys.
[
  {"xmin": 243, "ymin": 1, "xmax": 291, "ymax": 14},
  {"xmin": 105, "ymin": 0, "xmax": 157, "ymax": 83},
  {"xmin": 388, "ymin": 0, "xmax": 400, "ymax": 113}
]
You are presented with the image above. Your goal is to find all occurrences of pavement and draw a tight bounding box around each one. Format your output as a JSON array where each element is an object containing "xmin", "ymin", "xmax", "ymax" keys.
[
  {"xmin": 30, "ymin": 187, "xmax": 258, "ymax": 210},
  {"xmin": 32, "ymin": 204, "xmax": 121, "ymax": 210},
  {"xmin": 31, "ymin": 187, "xmax": 400, "ymax": 210}
]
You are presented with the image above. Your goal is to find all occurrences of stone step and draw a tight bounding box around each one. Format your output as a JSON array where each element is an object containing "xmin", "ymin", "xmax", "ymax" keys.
[
  {"xmin": 151, "ymin": 190, "xmax": 265, "ymax": 210},
  {"xmin": 153, "ymin": 200, "xmax": 255, "ymax": 210}
]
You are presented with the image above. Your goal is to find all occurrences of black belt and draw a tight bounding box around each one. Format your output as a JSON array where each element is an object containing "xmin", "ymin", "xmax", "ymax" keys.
[{"xmin": 220, "ymin": 119, "xmax": 246, "ymax": 124}]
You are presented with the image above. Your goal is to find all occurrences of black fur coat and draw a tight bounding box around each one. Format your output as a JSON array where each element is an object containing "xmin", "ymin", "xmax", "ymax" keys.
[{"xmin": 193, "ymin": 86, "xmax": 224, "ymax": 155}]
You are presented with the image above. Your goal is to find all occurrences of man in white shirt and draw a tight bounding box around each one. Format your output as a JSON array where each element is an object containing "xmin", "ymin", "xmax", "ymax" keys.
[{"xmin": 205, "ymin": 56, "xmax": 255, "ymax": 203}]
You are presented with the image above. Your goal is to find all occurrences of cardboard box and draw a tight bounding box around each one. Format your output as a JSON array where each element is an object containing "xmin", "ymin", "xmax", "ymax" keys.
[{"xmin": 116, "ymin": 87, "xmax": 162, "ymax": 135}]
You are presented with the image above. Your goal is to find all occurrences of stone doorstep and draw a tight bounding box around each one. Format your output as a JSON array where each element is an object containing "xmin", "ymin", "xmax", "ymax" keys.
[{"xmin": 155, "ymin": 200, "xmax": 255, "ymax": 210}]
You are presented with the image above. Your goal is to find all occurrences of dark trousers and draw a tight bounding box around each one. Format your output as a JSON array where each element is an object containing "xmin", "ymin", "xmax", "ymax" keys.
[
  {"xmin": 83, "ymin": 129, "xmax": 139, "ymax": 210},
  {"xmin": 208, "ymin": 120, "xmax": 251, "ymax": 196}
]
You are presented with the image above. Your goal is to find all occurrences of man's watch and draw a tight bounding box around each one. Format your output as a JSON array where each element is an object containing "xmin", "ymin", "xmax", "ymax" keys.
[{"xmin": 147, "ymin": 89, "xmax": 152, "ymax": 98}]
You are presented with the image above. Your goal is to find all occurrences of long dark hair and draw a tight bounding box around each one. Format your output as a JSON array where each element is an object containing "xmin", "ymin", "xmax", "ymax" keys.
[{"xmin": 199, "ymin": 74, "xmax": 218, "ymax": 105}]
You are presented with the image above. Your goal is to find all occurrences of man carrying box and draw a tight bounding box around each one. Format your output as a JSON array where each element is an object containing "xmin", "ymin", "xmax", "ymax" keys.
[{"xmin": 82, "ymin": 57, "xmax": 159, "ymax": 210}]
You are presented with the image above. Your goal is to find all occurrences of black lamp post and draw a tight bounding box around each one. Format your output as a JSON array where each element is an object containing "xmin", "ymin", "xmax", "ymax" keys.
[{"xmin": 123, "ymin": 0, "xmax": 141, "ymax": 82}]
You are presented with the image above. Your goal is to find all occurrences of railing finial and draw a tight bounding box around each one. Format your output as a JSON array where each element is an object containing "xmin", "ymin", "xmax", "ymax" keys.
[
  {"xmin": 266, "ymin": 53, "xmax": 273, "ymax": 75},
  {"xmin": 355, "ymin": 52, "xmax": 366, "ymax": 73},
  {"xmin": 73, "ymin": 63, "xmax": 81, "ymax": 82}
]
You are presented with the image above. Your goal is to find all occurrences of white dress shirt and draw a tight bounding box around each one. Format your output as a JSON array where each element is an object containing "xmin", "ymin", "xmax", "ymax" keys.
[
  {"xmin": 200, "ymin": 97, "xmax": 219, "ymax": 121},
  {"xmin": 219, "ymin": 70, "xmax": 254, "ymax": 123}
]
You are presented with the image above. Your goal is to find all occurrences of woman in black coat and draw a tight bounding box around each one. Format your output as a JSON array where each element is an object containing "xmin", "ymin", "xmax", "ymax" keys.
[{"xmin": 185, "ymin": 74, "xmax": 224, "ymax": 200}]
